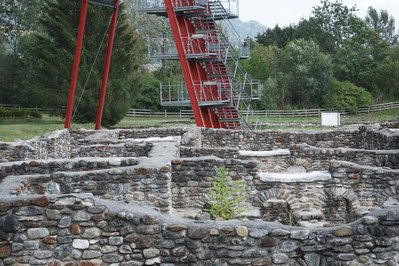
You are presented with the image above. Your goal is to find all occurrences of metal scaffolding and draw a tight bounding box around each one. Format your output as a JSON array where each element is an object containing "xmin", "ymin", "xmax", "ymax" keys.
[{"xmin": 142, "ymin": 0, "xmax": 261, "ymax": 129}]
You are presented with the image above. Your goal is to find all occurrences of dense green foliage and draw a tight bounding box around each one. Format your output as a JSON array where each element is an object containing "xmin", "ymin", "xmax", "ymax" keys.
[
  {"xmin": 0, "ymin": 108, "xmax": 42, "ymax": 119},
  {"xmin": 281, "ymin": 39, "xmax": 332, "ymax": 107},
  {"xmin": 204, "ymin": 166, "xmax": 247, "ymax": 220},
  {"xmin": 245, "ymin": 40, "xmax": 333, "ymax": 109},
  {"xmin": 0, "ymin": 0, "xmax": 146, "ymax": 127},
  {"xmin": 0, "ymin": 0, "xmax": 398, "ymax": 117},
  {"xmin": 327, "ymin": 79, "xmax": 373, "ymax": 112},
  {"xmin": 254, "ymin": 0, "xmax": 399, "ymax": 109}
]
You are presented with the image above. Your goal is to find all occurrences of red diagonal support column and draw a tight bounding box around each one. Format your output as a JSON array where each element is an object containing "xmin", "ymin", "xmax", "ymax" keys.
[
  {"xmin": 164, "ymin": 0, "xmax": 208, "ymax": 128},
  {"xmin": 95, "ymin": 0, "xmax": 120, "ymax": 130},
  {"xmin": 64, "ymin": 0, "xmax": 89, "ymax": 129}
]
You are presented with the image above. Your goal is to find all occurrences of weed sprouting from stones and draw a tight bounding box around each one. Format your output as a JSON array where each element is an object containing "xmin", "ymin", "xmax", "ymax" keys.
[{"xmin": 204, "ymin": 166, "xmax": 247, "ymax": 220}]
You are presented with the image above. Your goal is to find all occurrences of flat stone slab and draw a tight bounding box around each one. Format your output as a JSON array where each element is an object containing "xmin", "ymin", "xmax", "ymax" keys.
[
  {"xmin": 299, "ymin": 220, "xmax": 330, "ymax": 228},
  {"xmin": 239, "ymin": 149, "xmax": 291, "ymax": 157},
  {"xmin": 384, "ymin": 197, "xmax": 399, "ymax": 208},
  {"xmin": 259, "ymin": 171, "xmax": 332, "ymax": 183}
]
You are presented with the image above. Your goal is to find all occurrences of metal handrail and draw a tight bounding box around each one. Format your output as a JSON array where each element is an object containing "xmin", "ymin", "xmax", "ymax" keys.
[{"xmin": 159, "ymin": 80, "xmax": 261, "ymax": 106}]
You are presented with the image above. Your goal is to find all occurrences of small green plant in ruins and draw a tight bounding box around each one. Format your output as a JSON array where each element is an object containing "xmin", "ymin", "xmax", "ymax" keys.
[{"xmin": 204, "ymin": 166, "xmax": 247, "ymax": 220}]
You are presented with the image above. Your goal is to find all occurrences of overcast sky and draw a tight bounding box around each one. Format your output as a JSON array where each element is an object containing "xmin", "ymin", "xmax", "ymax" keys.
[{"xmin": 239, "ymin": 0, "xmax": 399, "ymax": 31}]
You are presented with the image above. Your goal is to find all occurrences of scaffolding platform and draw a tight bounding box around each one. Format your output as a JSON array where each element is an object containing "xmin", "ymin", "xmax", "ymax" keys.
[{"xmin": 139, "ymin": 0, "xmax": 239, "ymax": 19}]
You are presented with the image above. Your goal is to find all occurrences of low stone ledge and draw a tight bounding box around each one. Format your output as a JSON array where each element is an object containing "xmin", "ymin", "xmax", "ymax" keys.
[
  {"xmin": 291, "ymin": 144, "xmax": 399, "ymax": 169},
  {"xmin": 330, "ymin": 160, "xmax": 399, "ymax": 173},
  {"xmin": 259, "ymin": 171, "xmax": 332, "ymax": 183},
  {"xmin": 239, "ymin": 149, "xmax": 291, "ymax": 157}
]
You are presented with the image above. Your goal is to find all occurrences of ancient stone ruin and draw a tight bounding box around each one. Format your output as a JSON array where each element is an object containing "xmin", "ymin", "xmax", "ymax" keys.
[{"xmin": 0, "ymin": 123, "xmax": 399, "ymax": 265}]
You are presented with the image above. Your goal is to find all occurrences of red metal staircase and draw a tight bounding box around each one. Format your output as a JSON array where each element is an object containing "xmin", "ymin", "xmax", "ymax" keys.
[{"xmin": 142, "ymin": 0, "xmax": 260, "ymax": 130}]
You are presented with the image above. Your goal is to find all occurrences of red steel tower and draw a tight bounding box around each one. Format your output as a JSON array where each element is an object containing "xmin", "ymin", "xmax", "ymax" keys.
[{"xmin": 143, "ymin": 0, "xmax": 261, "ymax": 130}]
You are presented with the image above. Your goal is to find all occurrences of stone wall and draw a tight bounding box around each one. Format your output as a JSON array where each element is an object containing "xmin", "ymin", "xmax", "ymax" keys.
[
  {"xmin": 170, "ymin": 157, "xmax": 399, "ymax": 223},
  {"xmin": 290, "ymin": 144, "xmax": 399, "ymax": 169},
  {"xmin": 358, "ymin": 126, "xmax": 399, "ymax": 150},
  {"xmin": 0, "ymin": 143, "xmax": 35, "ymax": 163},
  {"xmin": 0, "ymin": 158, "xmax": 137, "ymax": 181},
  {"xmin": 71, "ymin": 141, "xmax": 153, "ymax": 158},
  {"xmin": 382, "ymin": 119, "xmax": 399, "ymax": 128},
  {"xmin": 1, "ymin": 125, "xmax": 399, "ymax": 264},
  {"xmin": 0, "ymin": 128, "xmax": 189, "ymax": 163},
  {"xmin": 1, "ymin": 195, "xmax": 399, "ymax": 266},
  {"xmin": 181, "ymin": 145, "xmax": 399, "ymax": 174},
  {"xmin": 0, "ymin": 130, "xmax": 70, "ymax": 162},
  {"xmin": 9, "ymin": 156, "xmax": 398, "ymax": 225},
  {"xmin": 200, "ymin": 129, "xmax": 361, "ymax": 150},
  {"xmin": 0, "ymin": 157, "xmax": 172, "ymax": 213},
  {"xmin": 171, "ymin": 158, "xmax": 259, "ymax": 209},
  {"xmin": 2, "ymin": 126, "xmax": 398, "ymax": 163},
  {"xmin": 118, "ymin": 128, "xmax": 188, "ymax": 140},
  {"xmin": 329, "ymin": 160, "xmax": 399, "ymax": 208},
  {"xmin": 26, "ymin": 166, "xmax": 171, "ymax": 213},
  {"xmin": 180, "ymin": 147, "xmax": 239, "ymax": 159}
]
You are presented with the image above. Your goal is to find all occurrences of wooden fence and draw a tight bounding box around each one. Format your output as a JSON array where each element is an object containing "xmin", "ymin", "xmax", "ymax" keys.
[
  {"xmin": 2, "ymin": 101, "xmax": 398, "ymax": 119},
  {"xmin": 127, "ymin": 101, "xmax": 399, "ymax": 119},
  {"xmin": 126, "ymin": 109, "xmax": 194, "ymax": 118}
]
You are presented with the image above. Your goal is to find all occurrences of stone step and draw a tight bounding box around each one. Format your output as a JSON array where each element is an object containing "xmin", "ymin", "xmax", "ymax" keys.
[
  {"xmin": 0, "ymin": 157, "xmax": 139, "ymax": 177},
  {"xmin": 259, "ymin": 171, "xmax": 332, "ymax": 183}
]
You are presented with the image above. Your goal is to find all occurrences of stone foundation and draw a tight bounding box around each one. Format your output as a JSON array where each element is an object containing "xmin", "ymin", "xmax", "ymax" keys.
[
  {"xmin": 0, "ymin": 195, "xmax": 399, "ymax": 265},
  {"xmin": 0, "ymin": 123, "xmax": 398, "ymax": 265}
]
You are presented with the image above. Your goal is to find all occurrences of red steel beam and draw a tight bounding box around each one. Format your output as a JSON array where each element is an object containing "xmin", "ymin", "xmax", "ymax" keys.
[
  {"xmin": 64, "ymin": 0, "xmax": 89, "ymax": 129},
  {"xmin": 95, "ymin": 0, "xmax": 120, "ymax": 130},
  {"xmin": 164, "ymin": 0, "xmax": 207, "ymax": 127}
]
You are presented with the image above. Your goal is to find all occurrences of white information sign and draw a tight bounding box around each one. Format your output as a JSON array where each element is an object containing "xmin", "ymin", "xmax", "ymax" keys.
[{"xmin": 321, "ymin": 112, "xmax": 340, "ymax": 127}]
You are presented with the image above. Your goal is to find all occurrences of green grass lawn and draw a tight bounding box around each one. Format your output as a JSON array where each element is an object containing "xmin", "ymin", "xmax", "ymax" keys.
[
  {"xmin": 0, "ymin": 115, "xmax": 193, "ymax": 142},
  {"xmin": 0, "ymin": 115, "xmax": 95, "ymax": 142},
  {"xmin": 0, "ymin": 109, "xmax": 398, "ymax": 142},
  {"xmin": 342, "ymin": 109, "xmax": 399, "ymax": 124}
]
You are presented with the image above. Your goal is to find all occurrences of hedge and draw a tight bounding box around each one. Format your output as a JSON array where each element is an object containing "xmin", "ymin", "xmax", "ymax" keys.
[{"xmin": 0, "ymin": 108, "xmax": 42, "ymax": 119}]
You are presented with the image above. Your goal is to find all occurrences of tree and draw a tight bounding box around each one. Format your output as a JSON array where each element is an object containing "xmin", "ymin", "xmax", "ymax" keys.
[
  {"xmin": 295, "ymin": 17, "xmax": 335, "ymax": 53},
  {"xmin": 243, "ymin": 44, "xmax": 286, "ymax": 109},
  {"xmin": 374, "ymin": 45, "xmax": 399, "ymax": 101},
  {"xmin": 281, "ymin": 39, "xmax": 333, "ymax": 107},
  {"xmin": 131, "ymin": 71, "xmax": 161, "ymax": 111},
  {"xmin": 365, "ymin": 7, "xmax": 398, "ymax": 45},
  {"xmin": 256, "ymin": 25, "xmax": 296, "ymax": 48},
  {"xmin": 332, "ymin": 16, "xmax": 377, "ymax": 91},
  {"xmin": 312, "ymin": 0, "xmax": 357, "ymax": 49},
  {"xmin": 0, "ymin": 0, "xmax": 41, "ymax": 105},
  {"xmin": 244, "ymin": 44, "xmax": 280, "ymax": 82},
  {"xmin": 261, "ymin": 73, "xmax": 290, "ymax": 109},
  {"xmin": 18, "ymin": 0, "xmax": 145, "ymax": 126},
  {"xmin": 327, "ymin": 79, "xmax": 373, "ymax": 112},
  {"xmin": 0, "ymin": 0, "xmax": 41, "ymax": 53},
  {"xmin": 246, "ymin": 40, "xmax": 333, "ymax": 109},
  {"xmin": 0, "ymin": 41, "xmax": 8, "ymax": 102}
]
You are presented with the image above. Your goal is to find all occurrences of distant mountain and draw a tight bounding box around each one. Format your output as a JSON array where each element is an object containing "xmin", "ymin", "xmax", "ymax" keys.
[{"xmin": 228, "ymin": 19, "xmax": 267, "ymax": 41}]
